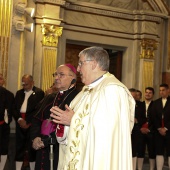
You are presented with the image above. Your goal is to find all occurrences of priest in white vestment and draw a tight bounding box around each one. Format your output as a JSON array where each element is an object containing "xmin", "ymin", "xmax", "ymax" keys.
[{"xmin": 50, "ymin": 46, "xmax": 135, "ymax": 170}]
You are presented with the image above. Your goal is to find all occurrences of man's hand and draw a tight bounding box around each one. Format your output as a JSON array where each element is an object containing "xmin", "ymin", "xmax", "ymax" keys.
[
  {"xmin": 32, "ymin": 137, "xmax": 44, "ymax": 150},
  {"xmin": 140, "ymin": 127, "xmax": 150, "ymax": 134},
  {"xmin": 18, "ymin": 119, "xmax": 27, "ymax": 127},
  {"xmin": 50, "ymin": 104, "xmax": 74, "ymax": 126},
  {"xmin": 158, "ymin": 128, "xmax": 166, "ymax": 136},
  {"xmin": 22, "ymin": 124, "xmax": 30, "ymax": 129}
]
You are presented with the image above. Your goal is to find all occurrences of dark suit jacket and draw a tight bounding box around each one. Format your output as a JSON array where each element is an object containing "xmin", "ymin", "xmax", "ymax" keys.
[
  {"xmin": 135, "ymin": 100, "xmax": 146, "ymax": 127},
  {"xmin": 13, "ymin": 86, "xmax": 44, "ymax": 124},
  {"xmin": 0, "ymin": 86, "xmax": 14, "ymax": 123},
  {"xmin": 5, "ymin": 89, "xmax": 14, "ymax": 123},
  {"xmin": 152, "ymin": 96, "xmax": 170, "ymax": 130},
  {"xmin": 140, "ymin": 101, "xmax": 155, "ymax": 132}
]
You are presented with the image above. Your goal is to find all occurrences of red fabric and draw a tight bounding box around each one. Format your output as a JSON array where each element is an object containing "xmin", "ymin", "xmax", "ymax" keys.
[
  {"xmin": 55, "ymin": 92, "xmax": 65, "ymax": 137},
  {"xmin": 56, "ymin": 124, "xmax": 64, "ymax": 137},
  {"xmin": 142, "ymin": 122, "xmax": 148, "ymax": 128},
  {"xmin": 21, "ymin": 113, "xmax": 26, "ymax": 120},
  {"xmin": 0, "ymin": 120, "xmax": 5, "ymax": 125},
  {"xmin": 162, "ymin": 118, "xmax": 164, "ymax": 128}
]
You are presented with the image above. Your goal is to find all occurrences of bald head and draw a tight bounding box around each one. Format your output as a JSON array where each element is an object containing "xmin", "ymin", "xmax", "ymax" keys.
[{"xmin": 22, "ymin": 74, "xmax": 34, "ymax": 91}]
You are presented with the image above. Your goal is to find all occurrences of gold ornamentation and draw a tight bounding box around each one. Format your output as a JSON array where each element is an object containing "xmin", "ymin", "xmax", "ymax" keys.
[
  {"xmin": 0, "ymin": 0, "xmax": 12, "ymax": 86},
  {"xmin": 41, "ymin": 48, "xmax": 57, "ymax": 91},
  {"xmin": 68, "ymin": 89, "xmax": 93, "ymax": 170},
  {"xmin": 41, "ymin": 24, "xmax": 63, "ymax": 47},
  {"xmin": 140, "ymin": 39, "xmax": 158, "ymax": 59},
  {"xmin": 142, "ymin": 60, "xmax": 154, "ymax": 100}
]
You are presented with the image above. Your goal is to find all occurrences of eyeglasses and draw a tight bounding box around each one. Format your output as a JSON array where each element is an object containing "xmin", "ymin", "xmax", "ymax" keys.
[
  {"xmin": 78, "ymin": 60, "xmax": 94, "ymax": 67},
  {"xmin": 52, "ymin": 72, "xmax": 72, "ymax": 78}
]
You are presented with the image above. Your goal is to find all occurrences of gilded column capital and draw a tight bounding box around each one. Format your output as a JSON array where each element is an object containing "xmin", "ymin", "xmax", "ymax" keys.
[
  {"xmin": 140, "ymin": 38, "xmax": 158, "ymax": 59},
  {"xmin": 41, "ymin": 24, "xmax": 63, "ymax": 47}
]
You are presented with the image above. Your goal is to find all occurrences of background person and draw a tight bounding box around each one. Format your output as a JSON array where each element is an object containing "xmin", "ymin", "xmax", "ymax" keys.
[
  {"xmin": 137, "ymin": 87, "xmax": 155, "ymax": 170},
  {"xmin": 0, "ymin": 74, "xmax": 14, "ymax": 170},
  {"xmin": 51, "ymin": 46, "xmax": 135, "ymax": 170},
  {"xmin": 30, "ymin": 64, "xmax": 79, "ymax": 170},
  {"xmin": 13, "ymin": 74, "xmax": 44, "ymax": 170},
  {"xmin": 136, "ymin": 90, "xmax": 142, "ymax": 101},
  {"xmin": 152, "ymin": 83, "xmax": 170, "ymax": 170},
  {"xmin": 129, "ymin": 88, "xmax": 145, "ymax": 170}
]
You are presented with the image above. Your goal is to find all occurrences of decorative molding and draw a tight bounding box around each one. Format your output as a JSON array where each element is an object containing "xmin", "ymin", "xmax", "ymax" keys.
[
  {"xmin": 41, "ymin": 24, "xmax": 63, "ymax": 47},
  {"xmin": 65, "ymin": 3, "xmax": 168, "ymax": 23},
  {"xmin": 34, "ymin": 0, "xmax": 66, "ymax": 6},
  {"xmin": 147, "ymin": 0, "xmax": 170, "ymax": 15},
  {"xmin": 140, "ymin": 38, "xmax": 158, "ymax": 59}
]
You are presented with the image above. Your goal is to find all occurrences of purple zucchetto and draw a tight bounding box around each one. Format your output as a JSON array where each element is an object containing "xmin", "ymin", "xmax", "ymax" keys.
[{"xmin": 64, "ymin": 64, "xmax": 77, "ymax": 74}]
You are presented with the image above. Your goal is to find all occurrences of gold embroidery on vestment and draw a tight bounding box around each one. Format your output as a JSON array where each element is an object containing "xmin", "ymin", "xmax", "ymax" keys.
[{"xmin": 68, "ymin": 88, "xmax": 93, "ymax": 170}]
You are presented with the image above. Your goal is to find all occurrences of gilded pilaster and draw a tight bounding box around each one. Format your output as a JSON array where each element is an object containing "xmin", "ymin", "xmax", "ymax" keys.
[
  {"xmin": 0, "ymin": 0, "xmax": 12, "ymax": 86},
  {"xmin": 41, "ymin": 24, "xmax": 63, "ymax": 91},
  {"xmin": 168, "ymin": 21, "xmax": 170, "ymax": 70},
  {"xmin": 139, "ymin": 39, "xmax": 158, "ymax": 98}
]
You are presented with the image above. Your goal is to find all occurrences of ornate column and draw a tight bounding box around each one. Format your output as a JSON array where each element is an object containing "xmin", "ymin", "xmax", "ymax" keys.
[
  {"xmin": 139, "ymin": 38, "xmax": 158, "ymax": 98},
  {"xmin": 162, "ymin": 19, "xmax": 170, "ymax": 86},
  {"xmin": 41, "ymin": 24, "xmax": 62, "ymax": 91},
  {"xmin": 0, "ymin": 0, "xmax": 12, "ymax": 86}
]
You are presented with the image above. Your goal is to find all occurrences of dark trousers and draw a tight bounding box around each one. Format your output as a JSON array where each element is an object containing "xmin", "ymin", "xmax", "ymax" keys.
[
  {"xmin": 131, "ymin": 125, "xmax": 140, "ymax": 157},
  {"xmin": 15, "ymin": 123, "xmax": 36, "ymax": 162},
  {"xmin": 155, "ymin": 131, "xmax": 170, "ymax": 156},
  {"xmin": 0, "ymin": 123, "xmax": 10, "ymax": 155},
  {"xmin": 35, "ymin": 143, "xmax": 59, "ymax": 170},
  {"xmin": 137, "ymin": 132, "xmax": 156, "ymax": 159}
]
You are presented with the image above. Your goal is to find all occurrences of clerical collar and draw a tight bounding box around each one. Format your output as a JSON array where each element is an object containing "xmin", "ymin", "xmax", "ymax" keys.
[
  {"xmin": 59, "ymin": 86, "xmax": 75, "ymax": 94},
  {"xmin": 88, "ymin": 72, "xmax": 107, "ymax": 88}
]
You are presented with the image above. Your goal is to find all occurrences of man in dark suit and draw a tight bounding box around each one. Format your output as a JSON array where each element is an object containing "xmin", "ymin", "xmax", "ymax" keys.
[
  {"xmin": 152, "ymin": 83, "xmax": 170, "ymax": 170},
  {"xmin": 13, "ymin": 74, "xmax": 44, "ymax": 170},
  {"xmin": 137, "ymin": 87, "xmax": 155, "ymax": 170},
  {"xmin": 129, "ymin": 88, "xmax": 146, "ymax": 170},
  {"xmin": 0, "ymin": 74, "xmax": 14, "ymax": 170}
]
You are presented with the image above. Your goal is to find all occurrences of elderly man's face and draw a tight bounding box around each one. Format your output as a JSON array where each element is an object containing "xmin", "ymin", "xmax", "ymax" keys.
[
  {"xmin": 54, "ymin": 65, "xmax": 74, "ymax": 91},
  {"xmin": 22, "ymin": 77, "xmax": 34, "ymax": 92}
]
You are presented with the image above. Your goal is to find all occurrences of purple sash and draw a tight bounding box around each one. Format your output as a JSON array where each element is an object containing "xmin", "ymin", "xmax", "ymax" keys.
[{"xmin": 41, "ymin": 119, "xmax": 56, "ymax": 135}]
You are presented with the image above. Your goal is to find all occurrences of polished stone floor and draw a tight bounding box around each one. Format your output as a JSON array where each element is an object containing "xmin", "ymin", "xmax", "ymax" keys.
[{"xmin": 3, "ymin": 134, "xmax": 169, "ymax": 170}]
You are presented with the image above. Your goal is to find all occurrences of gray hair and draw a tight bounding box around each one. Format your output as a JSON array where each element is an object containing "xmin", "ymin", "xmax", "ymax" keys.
[
  {"xmin": 79, "ymin": 46, "xmax": 110, "ymax": 71},
  {"xmin": 22, "ymin": 74, "xmax": 33, "ymax": 81}
]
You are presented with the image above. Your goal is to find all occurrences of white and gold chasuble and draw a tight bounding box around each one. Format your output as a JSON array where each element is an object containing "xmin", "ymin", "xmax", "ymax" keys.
[{"xmin": 57, "ymin": 72, "xmax": 135, "ymax": 170}]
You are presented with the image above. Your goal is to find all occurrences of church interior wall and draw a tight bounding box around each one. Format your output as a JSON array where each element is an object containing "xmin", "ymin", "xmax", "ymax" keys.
[
  {"xmin": 7, "ymin": 0, "xmax": 169, "ymax": 97},
  {"xmin": 1, "ymin": 0, "xmax": 170, "ymax": 133}
]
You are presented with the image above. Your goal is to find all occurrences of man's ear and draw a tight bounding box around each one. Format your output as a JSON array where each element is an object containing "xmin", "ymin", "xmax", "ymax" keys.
[{"xmin": 92, "ymin": 60, "xmax": 97, "ymax": 70}]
